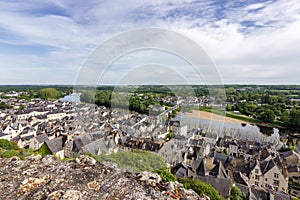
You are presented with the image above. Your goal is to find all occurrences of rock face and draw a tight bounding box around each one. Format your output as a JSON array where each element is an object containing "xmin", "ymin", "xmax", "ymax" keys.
[{"xmin": 0, "ymin": 155, "xmax": 200, "ymax": 200}]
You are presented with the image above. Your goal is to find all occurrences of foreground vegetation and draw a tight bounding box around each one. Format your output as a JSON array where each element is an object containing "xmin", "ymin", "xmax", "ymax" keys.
[
  {"xmin": 0, "ymin": 139, "xmax": 34, "ymax": 160},
  {"xmin": 0, "ymin": 139, "xmax": 254, "ymax": 200},
  {"xmin": 87, "ymin": 149, "xmax": 167, "ymax": 173},
  {"xmin": 154, "ymin": 168, "xmax": 247, "ymax": 200},
  {"xmin": 178, "ymin": 178, "xmax": 223, "ymax": 200}
]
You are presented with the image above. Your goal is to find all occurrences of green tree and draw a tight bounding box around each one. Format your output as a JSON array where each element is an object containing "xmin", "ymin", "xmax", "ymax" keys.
[
  {"xmin": 39, "ymin": 88, "xmax": 61, "ymax": 99},
  {"xmin": 260, "ymin": 108, "xmax": 275, "ymax": 123},
  {"xmin": 81, "ymin": 90, "xmax": 95, "ymax": 104},
  {"xmin": 226, "ymin": 104, "xmax": 233, "ymax": 111},
  {"xmin": 290, "ymin": 109, "xmax": 300, "ymax": 128},
  {"xmin": 230, "ymin": 184, "xmax": 246, "ymax": 200}
]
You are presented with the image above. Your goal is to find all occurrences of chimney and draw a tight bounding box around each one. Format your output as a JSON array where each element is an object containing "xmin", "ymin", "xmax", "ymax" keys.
[{"xmin": 281, "ymin": 162, "xmax": 289, "ymax": 179}]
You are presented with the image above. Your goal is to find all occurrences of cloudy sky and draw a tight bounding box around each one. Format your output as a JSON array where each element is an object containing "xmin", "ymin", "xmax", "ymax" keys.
[{"xmin": 0, "ymin": 0, "xmax": 299, "ymax": 85}]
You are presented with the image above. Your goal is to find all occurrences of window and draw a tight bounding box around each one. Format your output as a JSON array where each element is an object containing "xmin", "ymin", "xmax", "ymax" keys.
[
  {"xmin": 255, "ymin": 175, "xmax": 260, "ymax": 180},
  {"xmin": 255, "ymin": 169, "xmax": 259, "ymax": 173},
  {"xmin": 255, "ymin": 182, "xmax": 259, "ymax": 186},
  {"xmin": 265, "ymin": 178, "xmax": 268, "ymax": 181},
  {"xmin": 274, "ymin": 173, "xmax": 279, "ymax": 179},
  {"xmin": 274, "ymin": 180, "xmax": 279, "ymax": 186}
]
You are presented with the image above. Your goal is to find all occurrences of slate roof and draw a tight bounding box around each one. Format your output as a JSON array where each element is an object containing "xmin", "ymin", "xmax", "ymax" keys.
[
  {"xmin": 210, "ymin": 161, "xmax": 228, "ymax": 179},
  {"xmin": 0, "ymin": 131, "xmax": 7, "ymax": 137},
  {"xmin": 281, "ymin": 150, "xmax": 299, "ymax": 159},
  {"xmin": 274, "ymin": 191, "xmax": 291, "ymax": 200},
  {"xmin": 21, "ymin": 135, "xmax": 34, "ymax": 140},
  {"xmin": 123, "ymin": 137, "xmax": 162, "ymax": 152},
  {"xmin": 73, "ymin": 139, "xmax": 84, "ymax": 152},
  {"xmin": 229, "ymin": 141, "xmax": 238, "ymax": 146},
  {"xmin": 171, "ymin": 162, "xmax": 194, "ymax": 178},
  {"xmin": 288, "ymin": 166, "xmax": 300, "ymax": 173},
  {"xmin": 235, "ymin": 183, "xmax": 249, "ymax": 197},
  {"xmin": 189, "ymin": 139, "xmax": 204, "ymax": 146},
  {"xmin": 191, "ymin": 156, "xmax": 203, "ymax": 171},
  {"xmin": 21, "ymin": 126, "xmax": 35, "ymax": 134},
  {"xmin": 260, "ymin": 159, "xmax": 276, "ymax": 175},
  {"xmin": 259, "ymin": 148, "xmax": 271, "ymax": 160},
  {"xmin": 77, "ymin": 133, "xmax": 104, "ymax": 147},
  {"xmin": 45, "ymin": 136, "xmax": 64, "ymax": 153},
  {"xmin": 196, "ymin": 158, "xmax": 207, "ymax": 176},
  {"xmin": 35, "ymin": 133, "xmax": 49, "ymax": 143},
  {"xmin": 234, "ymin": 160, "xmax": 256, "ymax": 176},
  {"xmin": 81, "ymin": 138, "xmax": 117, "ymax": 155},
  {"xmin": 250, "ymin": 187, "xmax": 269, "ymax": 200},
  {"xmin": 196, "ymin": 176, "xmax": 231, "ymax": 197},
  {"xmin": 214, "ymin": 153, "xmax": 230, "ymax": 167},
  {"xmin": 273, "ymin": 155, "xmax": 282, "ymax": 169},
  {"xmin": 11, "ymin": 135, "xmax": 21, "ymax": 142},
  {"xmin": 233, "ymin": 171, "xmax": 249, "ymax": 186}
]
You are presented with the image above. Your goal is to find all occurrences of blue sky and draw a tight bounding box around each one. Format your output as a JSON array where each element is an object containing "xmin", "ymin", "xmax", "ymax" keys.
[{"xmin": 0, "ymin": 0, "xmax": 299, "ymax": 84}]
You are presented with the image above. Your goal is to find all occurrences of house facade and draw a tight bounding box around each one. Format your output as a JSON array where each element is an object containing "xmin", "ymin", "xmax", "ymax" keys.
[{"xmin": 249, "ymin": 160, "xmax": 288, "ymax": 193}]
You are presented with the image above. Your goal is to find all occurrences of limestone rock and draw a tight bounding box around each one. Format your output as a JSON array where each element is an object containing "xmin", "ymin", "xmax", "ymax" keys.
[
  {"xmin": 0, "ymin": 155, "xmax": 201, "ymax": 200},
  {"xmin": 75, "ymin": 155, "xmax": 96, "ymax": 166}
]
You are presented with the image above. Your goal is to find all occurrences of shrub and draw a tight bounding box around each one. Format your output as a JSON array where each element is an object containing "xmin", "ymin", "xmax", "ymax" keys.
[
  {"xmin": 37, "ymin": 143, "xmax": 52, "ymax": 156},
  {"xmin": 154, "ymin": 168, "xmax": 176, "ymax": 183},
  {"xmin": 165, "ymin": 133, "xmax": 175, "ymax": 141},
  {"xmin": 230, "ymin": 185, "xmax": 246, "ymax": 200},
  {"xmin": 2, "ymin": 150, "xmax": 19, "ymax": 158},
  {"xmin": 0, "ymin": 139, "xmax": 14, "ymax": 150},
  {"xmin": 178, "ymin": 178, "xmax": 223, "ymax": 200}
]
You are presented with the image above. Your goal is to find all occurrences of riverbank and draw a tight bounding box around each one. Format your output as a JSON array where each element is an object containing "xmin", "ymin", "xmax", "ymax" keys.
[
  {"xmin": 184, "ymin": 110, "xmax": 250, "ymax": 124},
  {"xmin": 181, "ymin": 107, "xmax": 293, "ymax": 130},
  {"xmin": 182, "ymin": 106, "xmax": 261, "ymax": 124}
]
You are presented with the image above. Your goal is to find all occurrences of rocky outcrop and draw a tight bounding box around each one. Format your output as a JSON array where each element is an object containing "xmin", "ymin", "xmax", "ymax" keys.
[{"xmin": 0, "ymin": 155, "xmax": 200, "ymax": 200}]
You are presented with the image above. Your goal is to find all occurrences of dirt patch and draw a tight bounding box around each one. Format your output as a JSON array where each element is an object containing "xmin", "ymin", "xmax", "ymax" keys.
[{"xmin": 185, "ymin": 110, "xmax": 249, "ymax": 124}]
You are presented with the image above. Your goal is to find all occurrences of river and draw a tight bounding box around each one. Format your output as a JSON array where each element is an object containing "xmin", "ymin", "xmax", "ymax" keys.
[
  {"xmin": 174, "ymin": 112, "xmax": 283, "ymax": 149},
  {"xmin": 59, "ymin": 93, "xmax": 81, "ymax": 103}
]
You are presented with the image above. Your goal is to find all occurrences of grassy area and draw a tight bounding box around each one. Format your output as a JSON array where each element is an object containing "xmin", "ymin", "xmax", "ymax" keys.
[
  {"xmin": 226, "ymin": 112, "xmax": 261, "ymax": 124},
  {"xmin": 87, "ymin": 149, "xmax": 167, "ymax": 173},
  {"xmin": 0, "ymin": 139, "xmax": 34, "ymax": 160},
  {"xmin": 0, "ymin": 148, "xmax": 34, "ymax": 160}
]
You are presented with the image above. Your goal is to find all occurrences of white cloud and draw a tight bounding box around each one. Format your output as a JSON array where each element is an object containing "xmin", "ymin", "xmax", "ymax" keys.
[{"xmin": 0, "ymin": 0, "xmax": 299, "ymax": 84}]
